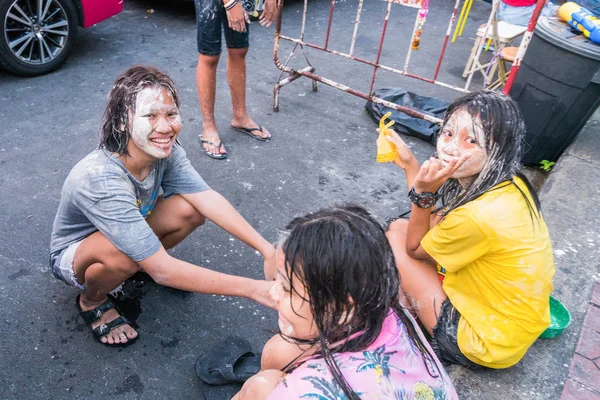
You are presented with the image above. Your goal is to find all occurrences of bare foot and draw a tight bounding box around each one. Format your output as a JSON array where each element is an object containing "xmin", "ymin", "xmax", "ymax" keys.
[
  {"xmin": 231, "ymin": 117, "xmax": 271, "ymax": 140},
  {"xmin": 79, "ymin": 295, "xmax": 138, "ymax": 345},
  {"xmin": 201, "ymin": 131, "xmax": 227, "ymax": 154}
]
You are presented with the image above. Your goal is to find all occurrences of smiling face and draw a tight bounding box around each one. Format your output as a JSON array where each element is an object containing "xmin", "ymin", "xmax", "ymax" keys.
[
  {"xmin": 269, "ymin": 248, "xmax": 318, "ymax": 340},
  {"xmin": 129, "ymin": 86, "xmax": 181, "ymax": 159},
  {"xmin": 437, "ymin": 108, "xmax": 488, "ymax": 180}
]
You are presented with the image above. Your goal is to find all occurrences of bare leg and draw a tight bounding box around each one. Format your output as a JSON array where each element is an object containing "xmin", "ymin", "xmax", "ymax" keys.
[
  {"xmin": 196, "ymin": 53, "xmax": 226, "ymax": 155},
  {"xmin": 145, "ymin": 195, "xmax": 206, "ymax": 250},
  {"xmin": 227, "ymin": 47, "xmax": 270, "ymax": 139},
  {"xmin": 232, "ymin": 334, "xmax": 312, "ymax": 400},
  {"xmin": 232, "ymin": 370, "xmax": 284, "ymax": 400},
  {"xmin": 73, "ymin": 195, "xmax": 205, "ymax": 345},
  {"xmin": 386, "ymin": 219, "xmax": 446, "ymax": 335}
]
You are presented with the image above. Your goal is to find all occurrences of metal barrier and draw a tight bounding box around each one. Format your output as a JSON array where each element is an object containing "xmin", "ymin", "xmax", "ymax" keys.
[
  {"xmin": 273, "ymin": 0, "xmax": 472, "ymax": 124},
  {"xmin": 502, "ymin": 0, "xmax": 545, "ymax": 94}
]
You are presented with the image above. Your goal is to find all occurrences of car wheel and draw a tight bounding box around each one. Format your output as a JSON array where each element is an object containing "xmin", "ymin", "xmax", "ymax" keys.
[{"xmin": 0, "ymin": 0, "xmax": 78, "ymax": 76}]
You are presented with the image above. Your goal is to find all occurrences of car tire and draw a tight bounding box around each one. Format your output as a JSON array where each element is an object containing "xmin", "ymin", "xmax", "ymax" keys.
[{"xmin": 0, "ymin": 0, "xmax": 78, "ymax": 76}]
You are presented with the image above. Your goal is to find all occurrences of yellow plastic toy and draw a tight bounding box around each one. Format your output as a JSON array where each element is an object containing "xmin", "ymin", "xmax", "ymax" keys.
[
  {"xmin": 559, "ymin": 2, "xmax": 600, "ymax": 44},
  {"xmin": 376, "ymin": 112, "xmax": 398, "ymax": 163}
]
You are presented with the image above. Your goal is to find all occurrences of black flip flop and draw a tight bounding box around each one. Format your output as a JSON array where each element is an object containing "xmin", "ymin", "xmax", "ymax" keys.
[
  {"xmin": 231, "ymin": 125, "xmax": 271, "ymax": 142},
  {"xmin": 195, "ymin": 335, "xmax": 261, "ymax": 385},
  {"xmin": 198, "ymin": 135, "xmax": 228, "ymax": 160}
]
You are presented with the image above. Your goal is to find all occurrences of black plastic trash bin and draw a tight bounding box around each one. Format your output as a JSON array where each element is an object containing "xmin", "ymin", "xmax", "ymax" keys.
[{"xmin": 509, "ymin": 17, "xmax": 600, "ymax": 165}]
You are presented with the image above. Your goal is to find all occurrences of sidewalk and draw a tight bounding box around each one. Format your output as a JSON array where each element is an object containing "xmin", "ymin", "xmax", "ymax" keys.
[
  {"xmin": 547, "ymin": 109, "xmax": 600, "ymax": 400},
  {"xmin": 449, "ymin": 109, "xmax": 600, "ymax": 399}
]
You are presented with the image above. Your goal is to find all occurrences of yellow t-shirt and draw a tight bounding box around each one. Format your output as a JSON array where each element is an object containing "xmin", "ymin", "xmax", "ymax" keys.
[{"xmin": 421, "ymin": 177, "xmax": 555, "ymax": 369}]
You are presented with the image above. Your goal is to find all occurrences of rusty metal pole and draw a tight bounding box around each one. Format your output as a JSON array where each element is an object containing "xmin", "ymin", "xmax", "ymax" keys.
[
  {"xmin": 349, "ymin": 0, "xmax": 364, "ymax": 57},
  {"xmin": 503, "ymin": 0, "xmax": 545, "ymax": 94},
  {"xmin": 433, "ymin": 0, "xmax": 461, "ymax": 80},
  {"xmin": 369, "ymin": 0, "xmax": 393, "ymax": 95},
  {"xmin": 324, "ymin": 0, "xmax": 336, "ymax": 50},
  {"xmin": 273, "ymin": 0, "xmax": 470, "ymax": 114}
]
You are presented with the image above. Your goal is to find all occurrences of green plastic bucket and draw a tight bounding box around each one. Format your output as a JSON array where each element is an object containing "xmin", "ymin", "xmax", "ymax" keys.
[{"xmin": 539, "ymin": 296, "xmax": 571, "ymax": 339}]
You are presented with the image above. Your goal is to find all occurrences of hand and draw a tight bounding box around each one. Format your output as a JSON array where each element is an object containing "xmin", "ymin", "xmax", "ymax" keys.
[
  {"xmin": 250, "ymin": 280, "xmax": 277, "ymax": 310},
  {"xmin": 378, "ymin": 128, "xmax": 417, "ymax": 170},
  {"xmin": 226, "ymin": 2, "xmax": 250, "ymax": 33},
  {"xmin": 413, "ymin": 156, "xmax": 467, "ymax": 193},
  {"xmin": 259, "ymin": 0, "xmax": 280, "ymax": 27},
  {"xmin": 262, "ymin": 244, "xmax": 277, "ymax": 281}
]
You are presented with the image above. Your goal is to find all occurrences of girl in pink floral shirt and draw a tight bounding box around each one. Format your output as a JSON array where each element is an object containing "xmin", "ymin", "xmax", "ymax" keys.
[{"xmin": 233, "ymin": 204, "xmax": 457, "ymax": 400}]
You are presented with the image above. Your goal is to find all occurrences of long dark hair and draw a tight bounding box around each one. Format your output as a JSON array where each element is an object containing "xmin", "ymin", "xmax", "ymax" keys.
[
  {"xmin": 280, "ymin": 204, "xmax": 440, "ymax": 399},
  {"xmin": 99, "ymin": 65, "xmax": 180, "ymax": 155},
  {"xmin": 438, "ymin": 90, "xmax": 541, "ymax": 220}
]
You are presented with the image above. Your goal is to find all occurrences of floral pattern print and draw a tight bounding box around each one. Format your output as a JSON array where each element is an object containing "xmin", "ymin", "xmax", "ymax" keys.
[{"xmin": 267, "ymin": 312, "xmax": 457, "ymax": 400}]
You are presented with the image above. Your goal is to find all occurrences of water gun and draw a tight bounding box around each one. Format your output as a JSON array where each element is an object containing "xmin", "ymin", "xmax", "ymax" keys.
[
  {"xmin": 376, "ymin": 112, "xmax": 398, "ymax": 163},
  {"xmin": 559, "ymin": 2, "xmax": 600, "ymax": 44}
]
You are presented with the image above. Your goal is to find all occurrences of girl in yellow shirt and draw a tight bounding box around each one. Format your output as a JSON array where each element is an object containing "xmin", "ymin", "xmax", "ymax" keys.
[{"xmin": 384, "ymin": 90, "xmax": 555, "ymax": 369}]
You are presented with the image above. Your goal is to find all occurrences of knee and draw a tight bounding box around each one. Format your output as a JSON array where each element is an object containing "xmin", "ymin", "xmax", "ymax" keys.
[
  {"xmin": 228, "ymin": 47, "xmax": 248, "ymax": 60},
  {"xmin": 112, "ymin": 253, "xmax": 139, "ymax": 276},
  {"xmin": 189, "ymin": 210, "xmax": 206, "ymax": 229},
  {"xmin": 387, "ymin": 218, "xmax": 409, "ymax": 233},
  {"xmin": 97, "ymin": 247, "xmax": 138, "ymax": 277},
  {"xmin": 236, "ymin": 370, "xmax": 282, "ymax": 400},
  {"xmin": 198, "ymin": 54, "xmax": 220, "ymax": 69},
  {"xmin": 180, "ymin": 201, "xmax": 206, "ymax": 229}
]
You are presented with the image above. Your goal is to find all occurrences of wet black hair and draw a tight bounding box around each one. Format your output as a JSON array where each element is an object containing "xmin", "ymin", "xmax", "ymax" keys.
[
  {"xmin": 437, "ymin": 90, "xmax": 541, "ymax": 220},
  {"xmin": 279, "ymin": 204, "xmax": 440, "ymax": 399},
  {"xmin": 99, "ymin": 65, "xmax": 180, "ymax": 155}
]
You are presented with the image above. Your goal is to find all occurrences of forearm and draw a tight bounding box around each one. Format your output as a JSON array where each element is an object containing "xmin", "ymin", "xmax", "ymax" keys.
[
  {"xmin": 144, "ymin": 254, "xmax": 255, "ymax": 298},
  {"xmin": 403, "ymin": 159, "xmax": 420, "ymax": 190},
  {"xmin": 182, "ymin": 191, "xmax": 272, "ymax": 256},
  {"xmin": 406, "ymin": 205, "xmax": 432, "ymax": 257}
]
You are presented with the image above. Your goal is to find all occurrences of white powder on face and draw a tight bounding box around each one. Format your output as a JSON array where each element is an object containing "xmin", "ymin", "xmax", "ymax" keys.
[
  {"xmin": 130, "ymin": 87, "xmax": 180, "ymax": 159},
  {"xmin": 437, "ymin": 109, "xmax": 487, "ymax": 179},
  {"xmin": 278, "ymin": 314, "xmax": 294, "ymax": 336}
]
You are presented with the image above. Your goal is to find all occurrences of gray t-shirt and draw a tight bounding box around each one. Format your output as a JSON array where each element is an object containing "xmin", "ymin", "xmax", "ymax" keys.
[{"xmin": 49, "ymin": 142, "xmax": 209, "ymax": 271}]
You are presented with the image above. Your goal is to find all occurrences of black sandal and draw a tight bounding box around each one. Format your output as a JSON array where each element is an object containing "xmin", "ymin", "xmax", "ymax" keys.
[
  {"xmin": 231, "ymin": 125, "xmax": 271, "ymax": 142},
  {"xmin": 195, "ymin": 335, "xmax": 261, "ymax": 385},
  {"xmin": 76, "ymin": 294, "xmax": 138, "ymax": 346},
  {"xmin": 198, "ymin": 135, "xmax": 227, "ymax": 160}
]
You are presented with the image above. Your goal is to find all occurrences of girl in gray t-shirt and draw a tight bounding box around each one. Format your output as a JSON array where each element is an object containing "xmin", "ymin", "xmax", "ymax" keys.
[{"xmin": 50, "ymin": 66, "xmax": 276, "ymax": 346}]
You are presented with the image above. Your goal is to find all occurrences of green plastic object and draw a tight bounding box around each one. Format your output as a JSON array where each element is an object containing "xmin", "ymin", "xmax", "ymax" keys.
[{"xmin": 539, "ymin": 296, "xmax": 571, "ymax": 339}]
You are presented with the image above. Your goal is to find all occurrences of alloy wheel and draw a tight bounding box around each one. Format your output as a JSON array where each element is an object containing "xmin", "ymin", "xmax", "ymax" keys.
[{"xmin": 4, "ymin": 0, "xmax": 69, "ymax": 66}]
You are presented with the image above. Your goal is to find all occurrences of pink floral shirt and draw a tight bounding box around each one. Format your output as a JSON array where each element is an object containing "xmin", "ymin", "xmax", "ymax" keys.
[{"xmin": 267, "ymin": 311, "xmax": 457, "ymax": 400}]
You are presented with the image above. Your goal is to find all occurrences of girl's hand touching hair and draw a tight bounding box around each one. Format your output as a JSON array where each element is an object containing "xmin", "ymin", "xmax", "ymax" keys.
[
  {"xmin": 377, "ymin": 128, "xmax": 418, "ymax": 171},
  {"xmin": 226, "ymin": 2, "xmax": 250, "ymax": 33},
  {"xmin": 414, "ymin": 156, "xmax": 468, "ymax": 194}
]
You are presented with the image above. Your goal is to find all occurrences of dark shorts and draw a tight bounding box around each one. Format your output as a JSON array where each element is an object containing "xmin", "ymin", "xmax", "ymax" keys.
[
  {"xmin": 430, "ymin": 299, "xmax": 485, "ymax": 370},
  {"xmin": 195, "ymin": 0, "xmax": 249, "ymax": 55}
]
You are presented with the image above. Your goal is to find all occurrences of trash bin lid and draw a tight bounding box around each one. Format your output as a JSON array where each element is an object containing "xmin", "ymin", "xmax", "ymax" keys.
[{"xmin": 535, "ymin": 17, "xmax": 600, "ymax": 61}]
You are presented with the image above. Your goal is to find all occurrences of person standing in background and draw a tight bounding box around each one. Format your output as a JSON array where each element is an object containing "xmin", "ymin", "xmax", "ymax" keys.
[{"xmin": 195, "ymin": 0, "xmax": 280, "ymax": 159}]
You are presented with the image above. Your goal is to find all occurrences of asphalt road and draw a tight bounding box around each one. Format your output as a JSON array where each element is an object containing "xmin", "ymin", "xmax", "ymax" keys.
[{"xmin": 2, "ymin": 1, "xmax": 557, "ymax": 399}]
